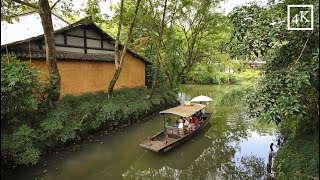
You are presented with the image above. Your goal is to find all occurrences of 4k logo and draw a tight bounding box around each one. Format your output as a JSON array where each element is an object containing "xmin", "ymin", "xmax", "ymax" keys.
[{"xmin": 287, "ymin": 5, "xmax": 314, "ymax": 30}]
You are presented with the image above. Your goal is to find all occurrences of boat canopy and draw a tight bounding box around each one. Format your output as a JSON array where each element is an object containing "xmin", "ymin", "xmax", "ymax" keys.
[{"xmin": 160, "ymin": 103, "xmax": 206, "ymax": 117}]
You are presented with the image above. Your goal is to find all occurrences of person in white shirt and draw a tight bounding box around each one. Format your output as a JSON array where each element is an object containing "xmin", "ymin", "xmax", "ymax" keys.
[{"xmin": 178, "ymin": 120, "xmax": 184, "ymax": 129}]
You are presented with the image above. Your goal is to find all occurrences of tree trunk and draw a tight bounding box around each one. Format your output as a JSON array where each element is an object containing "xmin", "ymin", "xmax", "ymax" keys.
[
  {"xmin": 147, "ymin": 0, "xmax": 168, "ymax": 98},
  {"xmin": 38, "ymin": 0, "xmax": 61, "ymax": 107},
  {"xmin": 107, "ymin": 68, "xmax": 122, "ymax": 97},
  {"xmin": 107, "ymin": 0, "xmax": 141, "ymax": 98}
]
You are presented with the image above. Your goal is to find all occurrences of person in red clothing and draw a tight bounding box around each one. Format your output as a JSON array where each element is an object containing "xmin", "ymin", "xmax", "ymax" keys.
[
  {"xmin": 189, "ymin": 116, "xmax": 194, "ymax": 124},
  {"xmin": 193, "ymin": 115, "xmax": 199, "ymax": 127}
]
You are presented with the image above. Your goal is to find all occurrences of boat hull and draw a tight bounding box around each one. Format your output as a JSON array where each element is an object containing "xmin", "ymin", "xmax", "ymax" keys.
[{"xmin": 140, "ymin": 113, "xmax": 212, "ymax": 153}]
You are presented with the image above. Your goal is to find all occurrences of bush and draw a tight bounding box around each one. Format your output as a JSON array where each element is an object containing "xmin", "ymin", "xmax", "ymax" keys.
[
  {"xmin": 238, "ymin": 69, "xmax": 262, "ymax": 82},
  {"xmin": 38, "ymin": 87, "xmax": 178, "ymax": 148},
  {"xmin": 1, "ymin": 55, "xmax": 45, "ymax": 169},
  {"xmin": 212, "ymin": 74, "xmax": 221, "ymax": 84},
  {"xmin": 219, "ymin": 73, "xmax": 229, "ymax": 84},
  {"xmin": 228, "ymin": 73, "xmax": 241, "ymax": 84},
  {"xmin": 274, "ymin": 133, "xmax": 319, "ymax": 179},
  {"xmin": 187, "ymin": 66, "xmax": 259, "ymax": 85},
  {"xmin": 1, "ymin": 55, "xmax": 44, "ymax": 126}
]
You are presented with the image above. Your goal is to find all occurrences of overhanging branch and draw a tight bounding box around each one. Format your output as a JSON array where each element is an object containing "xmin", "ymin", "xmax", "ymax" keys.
[
  {"xmin": 50, "ymin": 0, "xmax": 61, "ymax": 11},
  {"xmin": 11, "ymin": 0, "xmax": 38, "ymax": 9}
]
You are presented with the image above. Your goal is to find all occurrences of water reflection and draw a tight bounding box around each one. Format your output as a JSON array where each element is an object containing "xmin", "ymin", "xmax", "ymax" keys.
[{"xmin": 8, "ymin": 85, "xmax": 277, "ymax": 180}]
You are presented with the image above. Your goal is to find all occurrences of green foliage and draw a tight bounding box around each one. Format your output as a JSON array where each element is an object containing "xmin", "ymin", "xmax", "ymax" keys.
[
  {"xmin": 228, "ymin": 0, "xmax": 319, "ymax": 178},
  {"xmin": 1, "ymin": 54, "xmax": 44, "ymax": 126},
  {"xmin": 0, "ymin": 0, "xmax": 33, "ymax": 23},
  {"xmin": 228, "ymin": 2, "xmax": 274, "ymax": 60},
  {"xmin": 229, "ymin": 0, "xmax": 319, "ymax": 135},
  {"xmin": 1, "ymin": 125, "xmax": 40, "ymax": 166},
  {"xmin": 237, "ymin": 70, "xmax": 262, "ymax": 83},
  {"xmin": 106, "ymin": 0, "xmax": 231, "ymax": 89},
  {"xmin": 186, "ymin": 62, "xmax": 261, "ymax": 84},
  {"xmin": 1, "ymin": 85, "xmax": 177, "ymax": 169},
  {"xmin": 274, "ymin": 133, "xmax": 319, "ymax": 179},
  {"xmin": 39, "ymin": 87, "xmax": 177, "ymax": 148},
  {"xmin": 1, "ymin": 55, "xmax": 45, "ymax": 168}
]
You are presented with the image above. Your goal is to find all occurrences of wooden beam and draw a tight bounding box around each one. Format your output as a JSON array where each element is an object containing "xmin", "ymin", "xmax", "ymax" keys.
[
  {"xmin": 65, "ymin": 34, "xmax": 103, "ymax": 41},
  {"xmin": 54, "ymin": 43, "xmax": 114, "ymax": 51},
  {"xmin": 101, "ymin": 36, "xmax": 103, "ymax": 48},
  {"xmin": 64, "ymin": 33, "xmax": 67, "ymax": 45},
  {"xmin": 39, "ymin": 40, "xmax": 43, "ymax": 50},
  {"xmin": 83, "ymin": 27, "xmax": 87, "ymax": 54}
]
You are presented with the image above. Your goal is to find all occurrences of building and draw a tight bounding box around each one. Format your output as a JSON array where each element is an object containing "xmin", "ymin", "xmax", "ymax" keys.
[
  {"xmin": 244, "ymin": 58, "xmax": 266, "ymax": 70},
  {"xmin": 1, "ymin": 12, "xmax": 150, "ymax": 96}
]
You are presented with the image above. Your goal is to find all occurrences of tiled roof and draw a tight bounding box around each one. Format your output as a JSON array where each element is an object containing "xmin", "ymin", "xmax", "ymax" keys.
[
  {"xmin": 1, "ymin": 17, "xmax": 151, "ymax": 64},
  {"xmin": 13, "ymin": 50, "xmax": 115, "ymax": 62}
]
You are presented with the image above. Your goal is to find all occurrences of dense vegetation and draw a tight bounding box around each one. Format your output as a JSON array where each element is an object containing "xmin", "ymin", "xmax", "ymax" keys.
[
  {"xmin": 226, "ymin": 0, "xmax": 319, "ymax": 178},
  {"xmin": 1, "ymin": 55, "xmax": 177, "ymax": 173},
  {"xmin": 186, "ymin": 62, "xmax": 262, "ymax": 84}
]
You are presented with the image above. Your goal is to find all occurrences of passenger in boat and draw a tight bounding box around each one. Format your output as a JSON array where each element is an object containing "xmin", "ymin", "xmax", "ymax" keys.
[
  {"xmin": 188, "ymin": 117, "xmax": 194, "ymax": 132},
  {"xmin": 193, "ymin": 115, "xmax": 199, "ymax": 127},
  {"xmin": 178, "ymin": 120, "xmax": 184, "ymax": 129},
  {"xmin": 198, "ymin": 110, "xmax": 204, "ymax": 120},
  {"xmin": 184, "ymin": 119, "xmax": 191, "ymax": 133},
  {"xmin": 189, "ymin": 116, "xmax": 194, "ymax": 124},
  {"xmin": 165, "ymin": 118, "xmax": 171, "ymax": 126},
  {"xmin": 173, "ymin": 120, "xmax": 179, "ymax": 128},
  {"xmin": 195, "ymin": 111, "xmax": 201, "ymax": 120},
  {"xmin": 201, "ymin": 109, "xmax": 205, "ymax": 119}
]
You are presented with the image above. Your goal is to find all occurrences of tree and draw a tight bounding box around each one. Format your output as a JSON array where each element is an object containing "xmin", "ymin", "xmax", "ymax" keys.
[
  {"xmin": 84, "ymin": 0, "xmax": 108, "ymax": 24},
  {"xmin": 230, "ymin": 0, "xmax": 319, "ymax": 137},
  {"xmin": 2, "ymin": 0, "xmax": 64, "ymax": 108},
  {"xmin": 175, "ymin": 0, "xmax": 228, "ymax": 82},
  {"xmin": 228, "ymin": 2, "xmax": 274, "ymax": 60},
  {"xmin": 107, "ymin": 0, "xmax": 229, "ymax": 89},
  {"xmin": 107, "ymin": 0, "xmax": 142, "ymax": 98},
  {"xmin": 147, "ymin": 0, "xmax": 168, "ymax": 98}
]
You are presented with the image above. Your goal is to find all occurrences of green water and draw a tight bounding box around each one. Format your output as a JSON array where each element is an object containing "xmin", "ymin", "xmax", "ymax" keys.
[{"xmin": 9, "ymin": 85, "xmax": 278, "ymax": 180}]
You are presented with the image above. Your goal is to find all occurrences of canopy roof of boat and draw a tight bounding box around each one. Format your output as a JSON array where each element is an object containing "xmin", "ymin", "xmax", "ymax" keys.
[{"xmin": 160, "ymin": 103, "xmax": 206, "ymax": 117}]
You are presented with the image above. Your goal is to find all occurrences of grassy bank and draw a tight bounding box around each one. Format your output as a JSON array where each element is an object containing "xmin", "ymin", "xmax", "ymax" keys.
[
  {"xmin": 274, "ymin": 133, "xmax": 319, "ymax": 179},
  {"xmin": 1, "ymin": 86, "xmax": 178, "ymax": 173},
  {"xmin": 185, "ymin": 69, "xmax": 262, "ymax": 85}
]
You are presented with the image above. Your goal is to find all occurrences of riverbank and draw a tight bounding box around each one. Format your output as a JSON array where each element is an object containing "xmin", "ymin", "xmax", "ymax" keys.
[
  {"xmin": 185, "ymin": 69, "xmax": 262, "ymax": 85},
  {"xmin": 1, "ymin": 86, "xmax": 178, "ymax": 175},
  {"xmin": 274, "ymin": 132, "xmax": 319, "ymax": 179}
]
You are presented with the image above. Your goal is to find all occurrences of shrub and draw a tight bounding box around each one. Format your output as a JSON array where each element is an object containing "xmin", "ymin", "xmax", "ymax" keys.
[
  {"xmin": 228, "ymin": 73, "xmax": 241, "ymax": 84},
  {"xmin": 38, "ymin": 86, "xmax": 178, "ymax": 149},
  {"xmin": 212, "ymin": 74, "xmax": 221, "ymax": 84},
  {"xmin": 219, "ymin": 73, "xmax": 229, "ymax": 84},
  {"xmin": 1, "ymin": 55, "xmax": 44, "ymax": 126},
  {"xmin": 238, "ymin": 69, "xmax": 262, "ymax": 82},
  {"xmin": 274, "ymin": 133, "xmax": 319, "ymax": 179},
  {"xmin": 1, "ymin": 55, "xmax": 45, "ymax": 168}
]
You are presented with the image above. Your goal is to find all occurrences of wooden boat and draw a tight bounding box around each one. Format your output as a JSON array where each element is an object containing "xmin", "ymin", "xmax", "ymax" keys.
[{"xmin": 140, "ymin": 103, "xmax": 212, "ymax": 153}]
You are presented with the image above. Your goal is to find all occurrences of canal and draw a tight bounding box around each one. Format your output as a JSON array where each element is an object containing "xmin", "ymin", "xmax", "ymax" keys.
[{"xmin": 9, "ymin": 85, "xmax": 278, "ymax": 180}]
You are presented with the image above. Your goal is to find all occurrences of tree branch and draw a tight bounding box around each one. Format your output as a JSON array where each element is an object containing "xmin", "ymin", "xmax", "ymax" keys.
[
  {"xmin": 50, "ymin": 0, "xmax": 61, "ymax": 11},
  {"xmin": 294, "ymin": 33, "xmax": 311, "ymax": 64},
  {"xmin": 11, "ymin": 0, "xmax": 38, "ymax": 9},
  {"xmin": 114, "ymin": 0, "xmax": 124, "ymax": 68}
]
